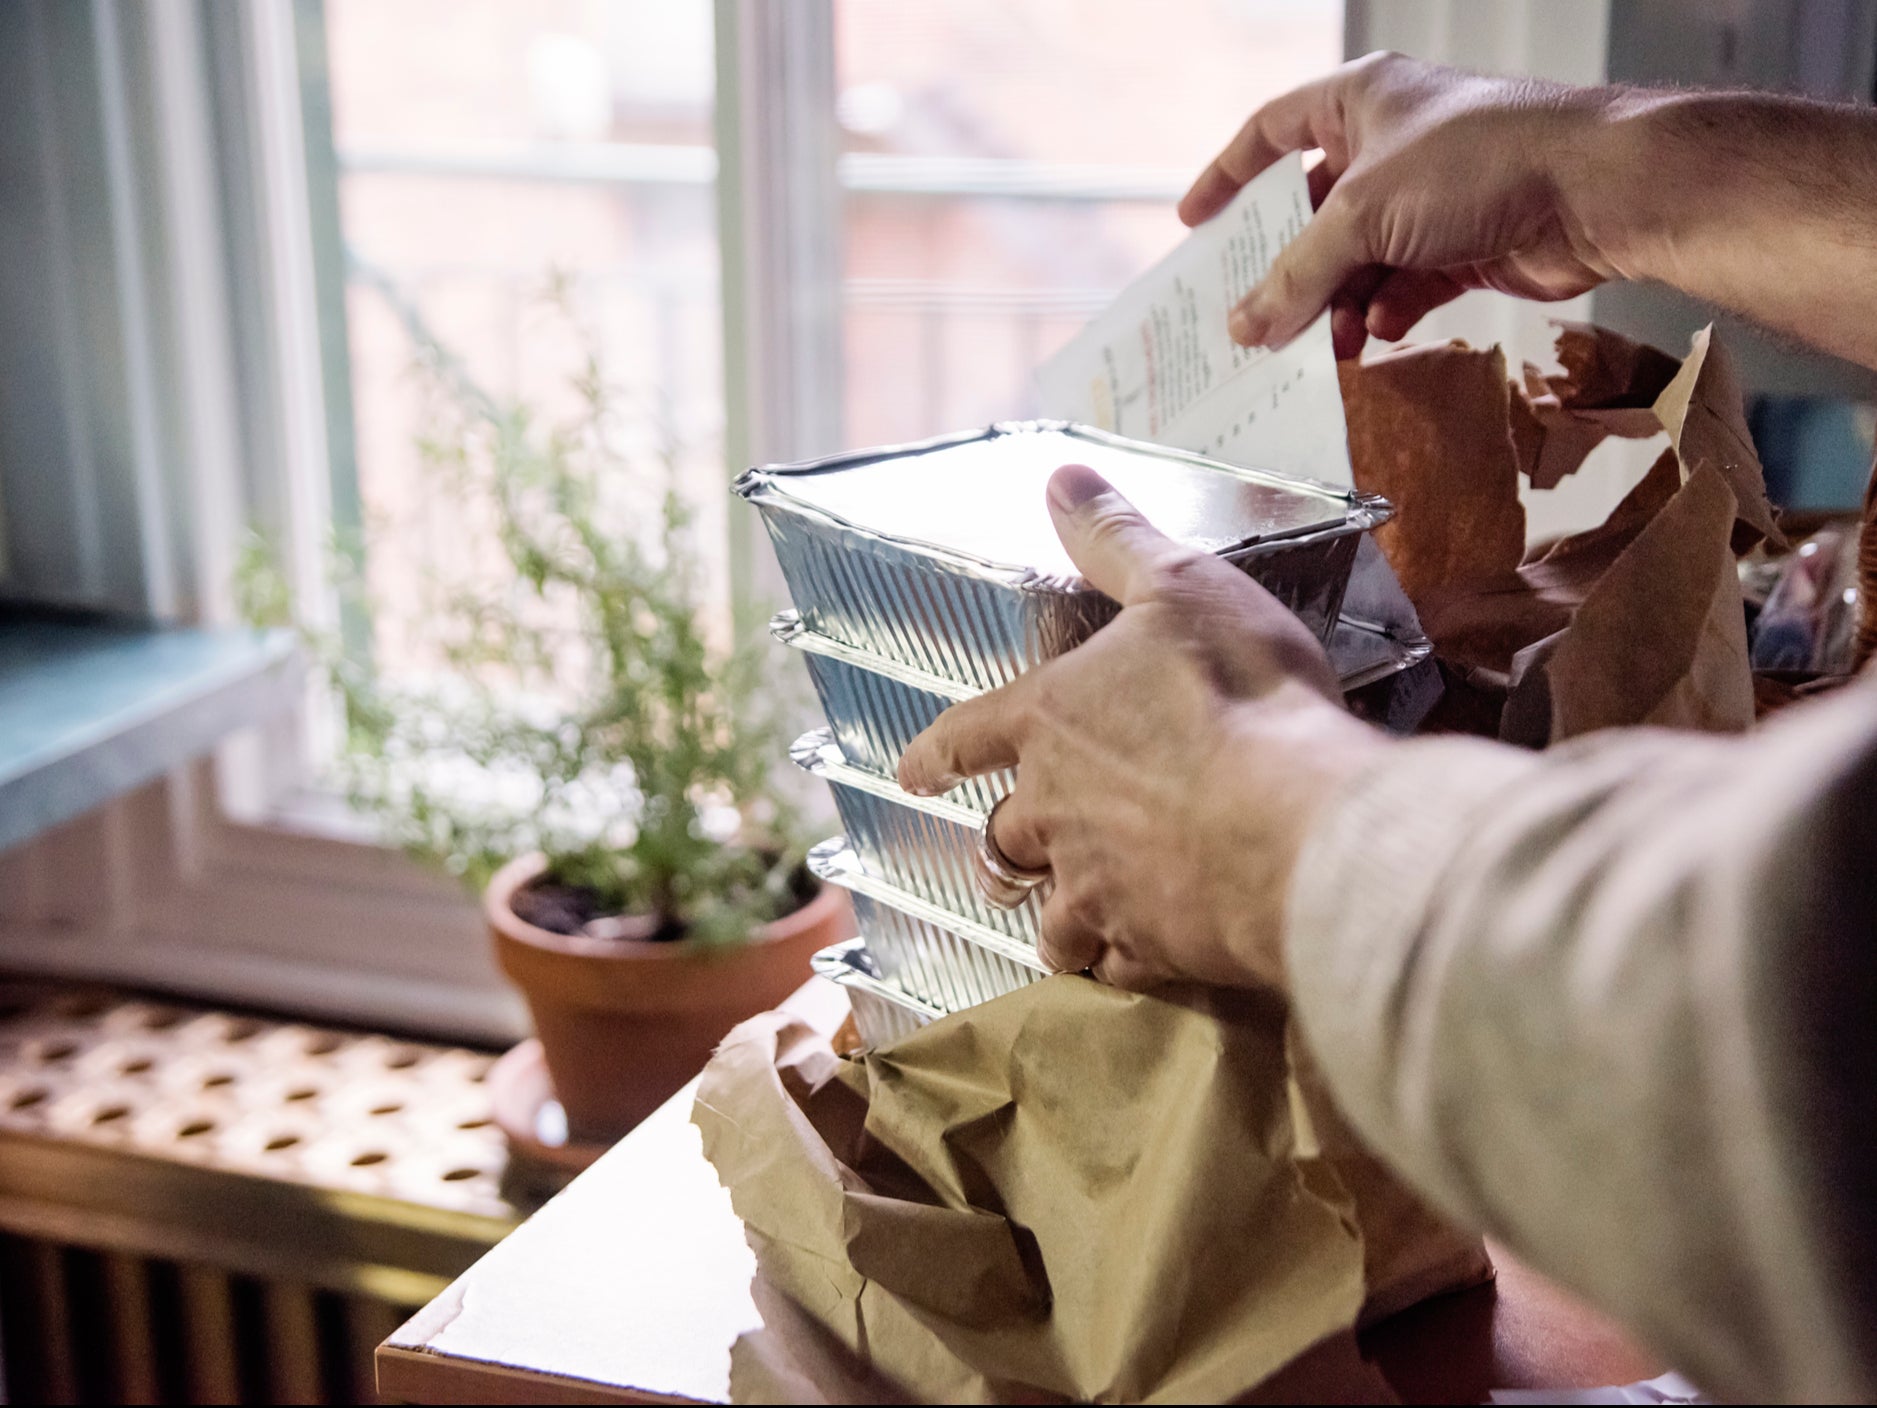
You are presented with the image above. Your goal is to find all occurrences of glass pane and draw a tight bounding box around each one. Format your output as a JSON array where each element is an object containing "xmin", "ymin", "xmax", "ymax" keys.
[
  {"xmin": 322, "ymin": 0, "xmax": 723, "ymax": 679},
  {"xmin": 836, "ymin": 0, "xmax": 1342, "ymax": 448}
]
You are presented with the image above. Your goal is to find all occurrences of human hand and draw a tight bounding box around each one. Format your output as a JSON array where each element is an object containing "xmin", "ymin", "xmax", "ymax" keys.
[
  {"xmin": 896, "ymin": 465, "xmax": 1389, "ymax": 994},
  {"xmin": 1182, "ymin": 52, "xmax": 1624, "ymax": 359}
]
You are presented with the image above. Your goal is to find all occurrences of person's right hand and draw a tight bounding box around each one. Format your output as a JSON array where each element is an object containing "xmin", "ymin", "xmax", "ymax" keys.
[{"xmin": 1182, "ymin": 52, "xmax": 1623, "ymax": 359}]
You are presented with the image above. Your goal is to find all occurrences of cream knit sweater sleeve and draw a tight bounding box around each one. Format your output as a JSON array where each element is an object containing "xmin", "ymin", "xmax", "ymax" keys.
[{"xmin": 1286, "ymin": 676, "xmax": 1877, "ymax": 1404}]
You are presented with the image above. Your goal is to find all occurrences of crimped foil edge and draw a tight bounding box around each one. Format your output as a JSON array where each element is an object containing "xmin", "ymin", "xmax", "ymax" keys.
[
  {"xmin": 770, "ymin": 609, "xmax": 980, "ymax": 702},
  {"xmin": 735, "ymin": 419, "xmax": 1390, "ymax": 598},
  {"xmin": 810, "ymin": 938, "xmax": 943, "ymax": 1045},
  {"xmin": 1331, "ymin": 620, "xmax": 1435, "ymax": 692},
  {"xmin": 790, "ymin": 727, "xmax": 983, "ymax": 826},
  {"xmin": 807, "ymin": 837, "xmax": 1047, "ymax": 974}
]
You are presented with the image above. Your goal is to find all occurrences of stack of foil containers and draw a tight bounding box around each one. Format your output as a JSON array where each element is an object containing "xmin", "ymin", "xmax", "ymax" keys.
[{"xmin": 736, "ymin": 421, "xmax": 1415, "ymax": 1048}]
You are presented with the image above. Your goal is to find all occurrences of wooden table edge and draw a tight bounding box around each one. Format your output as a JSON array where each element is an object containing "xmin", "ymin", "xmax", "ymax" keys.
[{"xmin": 376, "ymin": 1341, "xmax": 708, "ymax": 1406}]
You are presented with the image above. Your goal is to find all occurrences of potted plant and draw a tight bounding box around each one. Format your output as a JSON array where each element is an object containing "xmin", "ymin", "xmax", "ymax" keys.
[{"xmin": 244, "ymin": 294, "xmax": 848, "ymax": 1144}]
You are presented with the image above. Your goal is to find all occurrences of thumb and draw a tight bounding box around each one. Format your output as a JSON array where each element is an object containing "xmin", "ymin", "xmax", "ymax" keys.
[
  {"xmin": 1046, "ymin": 464, "xmax": 1192, "ymax": 605},
  {"xmin": 1230, "ymin": 193, "xmax": 1371, "ymax": 349}
]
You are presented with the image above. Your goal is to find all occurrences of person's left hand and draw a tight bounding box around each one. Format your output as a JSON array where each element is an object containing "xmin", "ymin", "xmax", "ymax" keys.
[{"xmin": 897, "ymin": 464, "xmax": 1390, "ymax": 994}]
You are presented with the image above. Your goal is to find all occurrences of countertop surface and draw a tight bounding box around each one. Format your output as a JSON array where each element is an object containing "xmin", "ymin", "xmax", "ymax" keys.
[{"xmin": 377, "ymin": 979, "xmax": 1665, "ymax": 1404}]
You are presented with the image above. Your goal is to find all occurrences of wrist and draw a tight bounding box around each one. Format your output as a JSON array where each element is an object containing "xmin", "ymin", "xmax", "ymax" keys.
[
  {"xmin": 1553, "ymin": 87, "xmax": 1795, "ymax": 291},
  {"xmin": 1214, "ymin": 687, "xmax": 1391, "ymax": 993},
  {"xmin": 1547, "ymin": 85, "xmax": 1680, "ymax": 285}
]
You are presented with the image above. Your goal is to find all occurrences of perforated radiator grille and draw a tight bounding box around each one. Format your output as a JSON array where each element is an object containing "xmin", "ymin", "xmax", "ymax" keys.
[{"xmin": 0, "ymin": 984, "xmax": 520, "ymax": 1405}]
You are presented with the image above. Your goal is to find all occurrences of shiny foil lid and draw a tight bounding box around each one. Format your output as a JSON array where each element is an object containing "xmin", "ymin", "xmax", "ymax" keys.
[{"xmin": 734, "ymin": 420, "xmax": 1387, "ymax": 590}]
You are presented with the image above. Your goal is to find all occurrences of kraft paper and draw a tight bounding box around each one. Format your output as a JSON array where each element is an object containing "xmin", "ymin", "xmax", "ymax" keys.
[
  {"xmin": 1342, "ymin": 323, "xmax": 1771, "ymax": 742},
  {"xmin": 696, "ymin": 977, "xmax": 1485, "ymax": 1403}
]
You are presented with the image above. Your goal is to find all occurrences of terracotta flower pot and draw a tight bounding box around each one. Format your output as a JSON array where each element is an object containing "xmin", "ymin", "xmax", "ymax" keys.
[{"xmin": 486, "ymin": 854, "xmax": 852, "ymax": 1142}]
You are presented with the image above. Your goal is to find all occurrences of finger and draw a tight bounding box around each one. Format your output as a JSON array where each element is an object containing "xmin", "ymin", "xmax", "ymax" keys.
[
  {"xmin": 1038, "ymin": 889, "xmax": 1104, "ymax": 976},
  {"xmin": 1230, "ymin": 192, "xmax": 1371, "ymax": 349},
  {"xmin": 1091, "ymin": 948, "xmax": 1166, "ymax": 993},
  {"xmin": 1364, "ymin": 267, "xmax": 1468, "ymax": 342},
  {"xmin": 1178, "ymin": 75, "xmax": 1344, "ymax": 226},
  {"xmin": 1331, "ymin": 302, "xmax": 1370, "ymax": 361},
  {"xmin": 1329, "ymin": 264, "xmax": 1388, "ymax": 360},
  {"xmin": 1304, "ymin": 153, "xmax": 1342, "ymax": 211},
  {"xmin": 897, "ymin": 679, "xmax": 1034, "ymax": 796},
  {"xmin": 1045, "ymin": 464, "xmax": 1194, "ymax": 605},
  {"xmin": 985, "ymin": 783, "xmax": 1049, "ymax": 873}
]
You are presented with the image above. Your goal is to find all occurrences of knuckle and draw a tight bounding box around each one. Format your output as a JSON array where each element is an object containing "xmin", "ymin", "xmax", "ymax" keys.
[
  {"xmin": 1146, "ymin": 548, "xmax": 1220, "ymax": 597},
  {"xmin": 1320, "ymin": 177, "xmax": 1365, "ymax": 217},
  {"xmin": 1003, "ymin": 792, "xmax": 1051, "ymax": 851},
  {"xmin": 1064, "ymin": 889, "xmax": 1108, "ymax": 932},
  {"xmin": 1039, "ymin": 907, "xmax": 1096, "ymax": 973},
  {"xmin": 1023, "ymin": 660, "xmax": 1085, "ymax": 723},
  {"xmin": 1083, "ymin": 502, "xmax": 1145, "ymax": 546},
  {"xmin": 920, "ymin": 713, "xmax": 964, "ymax": 766},
  {"xmin": 1217, "ymin": 141, "xmax": 1257, "ymax": 183},
  {"xmin": 1271, "ymin": 631, "xmax": 1340, "ymax": 696},
  {"xmin": 1270, "ymin": 252, "xmax": 1314, "ymax": 302},
  {"xmin": 1350, "ymin": 49, "xmax": 1403, "ymax": 83},
  {"xmin": 1011, "ymin": 682, "xmax": 1054, "ymax": 736},
  {"xmin": 1318, "ymin": 186, "xmax": 1373, "ymax": 246}
]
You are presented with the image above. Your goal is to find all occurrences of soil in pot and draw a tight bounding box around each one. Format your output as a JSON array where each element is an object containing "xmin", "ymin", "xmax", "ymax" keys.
[{"xmin": 488, "ymin": 854, "xmax": 852, "ymax": 1144}]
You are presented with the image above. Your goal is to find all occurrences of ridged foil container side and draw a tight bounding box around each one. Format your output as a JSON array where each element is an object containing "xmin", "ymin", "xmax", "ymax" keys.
[
  {"xmin": 792, "ymin": 730, "xmax": 1044, "ymax": 947},
  {"xmin": 809, "ymin": 838, "xmax": 1045, "ymax": 1009},
  {"xmin": 811, "ymin": 939, "xmax": 942, "ymax": 1048},
  {"xmin": 737, "ymin": 421, "xmax": 1386, "ymax": 694},
  {"xmin": 777, "ymin": 606, "xmax": 1434, "ymax": 801},
  {"xmin": 754, "ymin": 504, "xmax": 1360, "ymax": 693},
  {"xmin": 774, "ymin": 611, "xmax": 1009, "ymax": 814},
  {"xmin": 753, "ymin": 521, "xmax": 1114, "ymax": 692}
]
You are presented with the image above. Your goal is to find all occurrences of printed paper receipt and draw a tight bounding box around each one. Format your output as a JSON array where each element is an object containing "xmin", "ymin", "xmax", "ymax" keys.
[{"xmin": 1036, "ymin": 154, "xmax": 1353, "ymax": 487}]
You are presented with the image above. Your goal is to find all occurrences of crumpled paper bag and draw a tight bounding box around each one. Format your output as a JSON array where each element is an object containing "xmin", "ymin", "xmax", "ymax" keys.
[
  {"xmin": 1340, "ymin": 323, "xmax": 1777, "ymax": 744},
  {"xmin": 695, "ymin": 976, "xmax": 1488, "ymax": 1404}
]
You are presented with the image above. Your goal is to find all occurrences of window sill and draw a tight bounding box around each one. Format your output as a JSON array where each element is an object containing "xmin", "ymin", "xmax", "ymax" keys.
[
  {"xmin": 0, "ymin": 608, "xmax": 301, "ymax": 853},
  {"xmin": 0, "ymin": 757, "xmax": 526, "ymax": 1047}
]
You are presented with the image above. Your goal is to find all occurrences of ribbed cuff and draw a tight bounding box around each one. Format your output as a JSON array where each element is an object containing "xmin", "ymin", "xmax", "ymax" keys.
[{"xmin": 1285, "ymin": 738, "xmax": 1541, "ymax": 1136}]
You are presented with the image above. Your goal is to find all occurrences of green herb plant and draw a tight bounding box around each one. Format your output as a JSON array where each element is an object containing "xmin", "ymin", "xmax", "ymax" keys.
[{"xmin": 244, "ymin": 293, "xmax": 802, "ymax": 944}]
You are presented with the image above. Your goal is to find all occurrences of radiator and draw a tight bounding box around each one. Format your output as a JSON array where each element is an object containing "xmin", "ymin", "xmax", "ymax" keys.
[{"xmin": 0, "ymin": 984, "xmax": 520, "ymax": 1405}]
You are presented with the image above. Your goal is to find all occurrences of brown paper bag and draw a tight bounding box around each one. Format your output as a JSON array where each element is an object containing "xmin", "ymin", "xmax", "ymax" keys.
[
  {"xmin": 1342, "ymin": 323, "xmax": 1774, "ymax": 743},
  {"xmin": 695, "ymin": 976, "xmax": 1487, "ymax": 1404}
]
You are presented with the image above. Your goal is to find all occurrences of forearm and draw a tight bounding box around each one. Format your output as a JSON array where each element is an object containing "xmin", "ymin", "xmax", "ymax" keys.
[
  {"xmin": 1565, "ymin": 89, "xmax": 1877, "ymax": 369},
  {"xmin": 1285, "ymin": 680, "xmax": 1877, "ymax": 1402}
]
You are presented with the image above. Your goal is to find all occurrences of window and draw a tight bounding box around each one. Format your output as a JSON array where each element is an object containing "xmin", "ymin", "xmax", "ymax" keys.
[
  {"xmin": 316, "ymin": 0, "xmax": 1342, "ymax": 678},
  {"xmin": 834, "ymin": 1, "xmax": 1342, "ymax": 445},
  {"xmin": 323, "ymin": 0, "xmax": 728, "ymax": 679},
  {"xmin": 0, "ymin": 0, "xmax": 1344, "ymax": 1039}
]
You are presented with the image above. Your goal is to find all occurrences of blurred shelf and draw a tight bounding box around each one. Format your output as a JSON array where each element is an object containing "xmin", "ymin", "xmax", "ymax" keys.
[{"xmin": 0, "ymin": 608, "xmax": 300, "ymax": 854}]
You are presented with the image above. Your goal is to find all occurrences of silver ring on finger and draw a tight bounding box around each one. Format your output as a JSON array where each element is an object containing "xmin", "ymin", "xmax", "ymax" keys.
[{"xmin": 973, "ymin": 795, "xmax": 1051, "ymax": 910}]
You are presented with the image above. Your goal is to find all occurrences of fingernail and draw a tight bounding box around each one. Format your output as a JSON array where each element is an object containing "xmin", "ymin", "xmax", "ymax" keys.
[
  {"xmin": 1047, "ymin": 463, "xmax": 1109, "ymax": 512},
  {"xmin": 1228, "ymin": 307, "xmax": 1256, "ymax": 344},
  {"xmin": 903, "ymin": 771, "xmax": 958, "ymax": 797}
]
